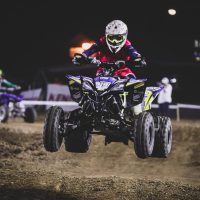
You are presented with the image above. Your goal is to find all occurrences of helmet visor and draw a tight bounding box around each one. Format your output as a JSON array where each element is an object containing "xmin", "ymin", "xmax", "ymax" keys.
[{"xmin": 106, "ymin": 34, "xmax": 126, "ymax": 46}]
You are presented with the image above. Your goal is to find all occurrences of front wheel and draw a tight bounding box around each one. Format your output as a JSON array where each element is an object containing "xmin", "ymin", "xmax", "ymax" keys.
[
  {"xmin": 43, "ymin": 106, "xmax": 64, "ymax": 152},
  {"xmin": 134, "ymin": 112, "xmax": 155, "ymax": 159},
  {"xmin": 152, "ymin": 116, "xmax": 172, "ymax": 157},
  {"xmin": 0, "ymin": 105, "xmax": 9, "ymax": 123}
]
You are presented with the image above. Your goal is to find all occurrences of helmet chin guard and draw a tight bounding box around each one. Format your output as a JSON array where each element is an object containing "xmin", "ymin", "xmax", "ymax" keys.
[
  {"xmin": 106, "ymin": 38, "xmax": 126, "ymax": 53},
  {"xmin": 105, "ymin": 20, "xmax": 128, "ymax": 54}
]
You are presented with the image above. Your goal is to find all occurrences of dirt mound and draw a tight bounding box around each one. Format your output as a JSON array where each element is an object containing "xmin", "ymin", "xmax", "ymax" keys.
[
  {"xmin": 0, "ymin": 120, "xmax": 200, "ymax": 199},
  {"xmin": 0, "ymin": 170, "xmax": 199, "ymax": 200}
]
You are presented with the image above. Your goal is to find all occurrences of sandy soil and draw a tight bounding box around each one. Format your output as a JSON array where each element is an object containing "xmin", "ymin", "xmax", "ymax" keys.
[{"xmin": 0, "ymin": 119, "xmax": 200, "ymax": 200}]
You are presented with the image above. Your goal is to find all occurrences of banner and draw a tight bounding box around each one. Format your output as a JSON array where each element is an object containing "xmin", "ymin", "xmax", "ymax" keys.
[
  {"xmin": 21, "ymin": 88, "xmax": 42, "ymax": 100},
  {"xmin": 46, "ymin": 84, "xmax": 78, "ymax": 111},
  {"xmin": 47, "ymin": 84, "xmax": 71, "ymax": 101}
]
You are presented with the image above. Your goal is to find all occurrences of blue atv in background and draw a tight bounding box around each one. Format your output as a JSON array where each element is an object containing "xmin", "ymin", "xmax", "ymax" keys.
[
  {"xmin": 0, "ymin": 87, "xmax": 37, "ymax": 123},
  {"xmin": 43, "ymin": 55, "xmax": 172, "ymax": 159}
]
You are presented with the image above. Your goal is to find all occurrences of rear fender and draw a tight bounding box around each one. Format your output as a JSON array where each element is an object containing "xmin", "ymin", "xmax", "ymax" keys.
[{"xmin": 124, "ymin": 79, "xmax": 146, "ymax": 107}]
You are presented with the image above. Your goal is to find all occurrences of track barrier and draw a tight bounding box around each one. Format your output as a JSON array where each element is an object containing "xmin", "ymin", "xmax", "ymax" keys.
[{"xmin": 22, "ymin": 100, "xmax": 200, "ymax": 121}]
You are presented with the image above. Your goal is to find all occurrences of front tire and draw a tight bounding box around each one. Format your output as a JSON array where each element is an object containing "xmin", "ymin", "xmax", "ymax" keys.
[
  {"xmin": 152, "ymin": 116, "xmax": 172, "ymax": 157},
  {"xmin": 43, "ymin": 106, "xmax": 64, "ymax": 152},
  {"xmin": 134, "ymin": 112, "xmax": 155, "ymax": 159},
  {"xmin": 0, "ymin": 105, "xmax": 9, "ymax": 123}
]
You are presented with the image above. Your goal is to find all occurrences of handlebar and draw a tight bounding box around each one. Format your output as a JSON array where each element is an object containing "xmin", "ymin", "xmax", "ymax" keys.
[
  {"xmin": 73, "ymin": 53, "xmax": 145, "ymax": 68},
  {"xmin": 73, "ymin": 53, "xmax": 124, "ymax": 69}
]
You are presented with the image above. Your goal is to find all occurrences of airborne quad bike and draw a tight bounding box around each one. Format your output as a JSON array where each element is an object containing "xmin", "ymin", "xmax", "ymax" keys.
[
  {"xmin": 43, "ymin": 57, "xmax": 172, "ymax": 158},
  {"xmin": 0, "ymin": 88, "xmax": 37, "ymax": 123}
]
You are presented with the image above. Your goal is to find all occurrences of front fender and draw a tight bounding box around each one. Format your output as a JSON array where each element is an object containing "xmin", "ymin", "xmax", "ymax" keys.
[{"xmin": 143, "ymin": 87, "xmax": 163, "ymax": 111}]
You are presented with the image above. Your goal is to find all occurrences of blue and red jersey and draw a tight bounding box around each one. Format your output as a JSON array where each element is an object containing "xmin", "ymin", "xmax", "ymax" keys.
[{"xmin": 83, "ymin": 36, "xmax": 142, "ymax": 77}]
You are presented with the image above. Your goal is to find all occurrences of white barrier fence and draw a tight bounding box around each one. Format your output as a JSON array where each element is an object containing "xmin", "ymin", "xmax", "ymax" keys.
[
  {"xmin": 151, "ymin": 103, "xmax": 200, "ymax": 121},
  {"xmin": 23, "ymin": 100, "xmax": 78, "ymax": 106},
  {"xmin": 22, "ymin": 101, "xmax": 200, "ymax": 121},
  {"xmin": 22, "ymin": 100, "xmax": 79, "ymax": 112}
]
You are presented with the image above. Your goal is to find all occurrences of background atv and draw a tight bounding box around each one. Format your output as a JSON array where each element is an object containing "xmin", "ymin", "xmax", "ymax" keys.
[
  {"xmin": 0, "ymin": 88, "xmax": 37, "ymax": 123},
  {"xmin": 43, "ymin": 56, "xmax": 172, "ymax": 158}
]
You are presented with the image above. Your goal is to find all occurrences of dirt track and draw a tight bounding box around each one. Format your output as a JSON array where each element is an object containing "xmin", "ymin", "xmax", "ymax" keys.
[{"xmin": 0, "ymin": 119, "xmax": 200, "ymax": 199}]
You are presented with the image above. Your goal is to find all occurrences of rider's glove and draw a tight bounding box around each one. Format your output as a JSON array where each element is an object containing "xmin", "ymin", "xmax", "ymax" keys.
[
  {"xmin": 72, "ymin": 53, "xmax": 87, "ymax": 65},
  {"xmin": 133, "ymin": 57, "xmax": 147, "ymax": 68},
  {"xmin": 141, "ymin": 59, "xmax": 147, "ymax": 67},
  {"xmin": 115, "ymin": 60, "xmax": 126, "ymax": 68}
]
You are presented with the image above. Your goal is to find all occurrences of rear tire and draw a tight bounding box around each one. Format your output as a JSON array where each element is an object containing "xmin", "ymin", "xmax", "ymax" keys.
[
  {"xmin": 152, "ymin": 116, "xmax": 172, "ymax": 157},
  {"xmin": 0, "ymin": 105, "xmax": 9, "ymax": 123},
  {"xmin": 43, "ymin": 106, "xmax": 64, "ymax": 152},
  {"xmin": 64, "ymin": 109, "xmax": 92, "ymax": 153},
  {"xmin": 24, "ymin": 107, "xmax": 37, "ymax": 123},
  {"xmin": 134, "ymin": 112, "xmax": 155, "ymax": 159},
  {"xmin": 64, "ymin": 130, "xmax": 92, "ymax": 153}
]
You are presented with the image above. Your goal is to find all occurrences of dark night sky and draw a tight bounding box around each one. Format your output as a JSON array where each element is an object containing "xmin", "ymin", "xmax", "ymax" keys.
[{"xmin": 0, "ymin": 1, "xmax": 200, "ymax": 103}]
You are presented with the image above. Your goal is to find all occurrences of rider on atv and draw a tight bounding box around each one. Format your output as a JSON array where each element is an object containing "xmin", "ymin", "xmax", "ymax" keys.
[
  {"xmin": 0, "ymin": 69, "xmax": 21, "ymax": 92},
  {"xmin": 73, "ymin": 20, "xmax": 146, "ymax": 78},
  {"xmin": 72, "ymin": 20, "xmax": 146, "ymax": 115}
]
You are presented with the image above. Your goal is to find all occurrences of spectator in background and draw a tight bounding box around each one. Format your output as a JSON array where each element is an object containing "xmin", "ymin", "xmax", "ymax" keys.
[{"xmin": 157, "ymin": 77, "xmax": 173, "ymax": 117}]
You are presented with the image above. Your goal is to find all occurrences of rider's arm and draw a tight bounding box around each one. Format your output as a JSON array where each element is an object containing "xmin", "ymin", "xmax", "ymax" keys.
[
  {"xmin": 125, "ymin": 41, "xmax": 146, "ymax": 67},
  {"xmin": 2, "ymin": 79, "xmax": 18, "ymax": 88},
  {"xmin": 125, "ymin": 41, "xmax": 148, "ymax": 79},
  {"xmin": 82, "ymin": 43, "xmax": 100, "ymax": 57},
  {"xmin": 82, "ymin": 36, "xmax": 105, "ymax": 57},
  {"xmin": 73, "ymin": 37, "xmax": 103, "ymax": 65},
  {"xmin": 127, "ymin": 44, "xmax": 142, "ymax": 60}
]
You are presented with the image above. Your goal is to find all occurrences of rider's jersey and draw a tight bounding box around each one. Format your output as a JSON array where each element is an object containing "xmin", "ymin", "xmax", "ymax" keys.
[
  {"xmin": 83, "ymin": 36, "xmax": 142, "ymax": 77},
  {"xmin": 83, "ymin": 36, "xmax": 141, "ymax": 63},
  {"xmin": 0, "ymin": 79, "xmax": 17, "ymax": 93}
]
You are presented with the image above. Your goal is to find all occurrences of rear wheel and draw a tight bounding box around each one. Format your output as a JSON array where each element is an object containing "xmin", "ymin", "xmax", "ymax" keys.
[
  {"xmin": 134, "ymin": 112, "xmax": 155, "ymax": 159},
  {"xmin": 24, "ymin": 107, "xmax": 37, "ymax": 123},
  {"xmin": 0, "ymin": 105, "xmax": 9, "ymax": 123},
  {"xmin": 64, "ymin": 109, "xmax": 92, "ymax": 153},
  {"xmin": 64, "ymin": 130, "xmax": 92, "ymax": 153},
  {"xmin": 43, "ymin": 106, "xmax": 64, "ymax": 152},
  {"xmin": 152, "ymin": 116, "xmax": 172, "ymax": 157}
]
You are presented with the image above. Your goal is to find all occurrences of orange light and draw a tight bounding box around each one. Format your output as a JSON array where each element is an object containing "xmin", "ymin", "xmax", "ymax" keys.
[
  {"xmin": 82, "ymin": 42, "xmax": 93, "ymax": 50},
  {"xmin": 69, "ymin": 41, "xmax": 95, "ymax": 58},
  {"xmin": 69, "ymin": 47, "xmax": 83, "ymax": 58}
]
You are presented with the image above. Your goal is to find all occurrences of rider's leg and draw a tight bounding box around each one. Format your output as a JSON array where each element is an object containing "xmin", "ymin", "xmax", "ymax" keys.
[{"xmin": 114, "ymin": 68, "xmax": 136, "ymax": 79}]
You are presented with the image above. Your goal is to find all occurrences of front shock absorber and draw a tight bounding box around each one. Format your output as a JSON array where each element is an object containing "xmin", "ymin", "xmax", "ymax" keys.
[{"xmin": 112, "ymin": 96, "xmax": 123, "ymax": 118}]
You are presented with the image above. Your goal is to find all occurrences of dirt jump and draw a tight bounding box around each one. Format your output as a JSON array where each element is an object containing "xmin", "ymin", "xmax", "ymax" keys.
[{"xmin": 0, "ymin": 119, "xmax": 200, "ymax": 200}]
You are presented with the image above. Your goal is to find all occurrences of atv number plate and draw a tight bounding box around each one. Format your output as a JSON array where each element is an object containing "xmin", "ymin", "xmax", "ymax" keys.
[{"xmin": 95, "ymin": 81, "xmax": 111, "ymax": 91}]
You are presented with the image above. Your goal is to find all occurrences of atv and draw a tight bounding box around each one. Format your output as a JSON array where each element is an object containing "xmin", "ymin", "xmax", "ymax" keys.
[
  {"xmin": 0, "ymin": 87, "xmax": 37, "ymax": 123},
  {"xmin": 43, "ymin": 55, "xmax": 172, "ymax": 158}
]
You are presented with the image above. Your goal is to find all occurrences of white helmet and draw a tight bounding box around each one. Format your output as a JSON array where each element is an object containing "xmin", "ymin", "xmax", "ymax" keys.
[
  {"xmin": 161, "ymin": 77, "xmax": 169, "ymax": 85},
  {"xmin": 105, "ymin": 20, "xmax": 128, "ymax": 53}
]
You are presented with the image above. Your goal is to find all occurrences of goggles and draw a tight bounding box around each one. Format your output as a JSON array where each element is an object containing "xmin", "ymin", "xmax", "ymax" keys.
[{"xmin": 107, "ymin": 34, "xmax": 125, "ymax": 46}]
